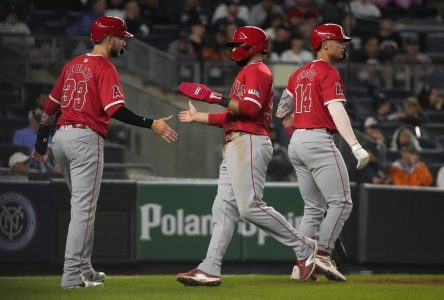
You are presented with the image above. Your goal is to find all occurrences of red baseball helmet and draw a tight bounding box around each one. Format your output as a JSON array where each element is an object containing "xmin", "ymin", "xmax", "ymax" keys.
[
  {"xmin": 310, "ymin": 23, "xmax": 351, "ymax": 50},
  {"xmin": 226, "ymin": 26, "xmax": 269, "ymax": 61},
  {"xmin": 91, "ymin": 16, "xmax": 133, "ymax": 43}
]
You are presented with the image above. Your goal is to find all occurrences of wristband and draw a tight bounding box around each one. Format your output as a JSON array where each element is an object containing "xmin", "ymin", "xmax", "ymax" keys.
[
  {"xmin": 144, "ymin": 117, "xmax": 154, "ymax": 129},
  {"xmin": 35, "ymin": 125, "xmax": 51, "ymax": 155},
  {"xmin": 220, "ymin": 96, "xmax": 230, "ymax": 108}
]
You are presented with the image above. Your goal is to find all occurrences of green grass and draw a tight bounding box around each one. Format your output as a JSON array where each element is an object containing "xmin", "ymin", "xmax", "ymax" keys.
[{"xmin": 1, "ymin": 274, "xmax": 444, "ymax": 300}]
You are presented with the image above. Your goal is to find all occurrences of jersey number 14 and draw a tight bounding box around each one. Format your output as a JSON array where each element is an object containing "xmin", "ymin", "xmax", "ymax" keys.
[{"xmin": 294, "ymin": 83, "xmax": 312, "ymax": 113}]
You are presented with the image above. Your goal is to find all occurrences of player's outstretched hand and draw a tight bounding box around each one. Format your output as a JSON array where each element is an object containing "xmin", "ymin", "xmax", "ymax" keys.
[
  {"xmin": 31, "ymin": 148, "xmax": 48, "ymax": 162},
  {"xmin": 178, "ymin": 101, "xmax": 199, "ymax": 123},
  {"xmin": 178, "ymin": 82, "xmax": 222, "ymax": 105},
  {"xmin": 351, "ymin": 143, "xmax": 370, "ymax": 170},
  {"xmin": 151, "ymin": 115, "xmax": 178, "ymax": 143}
]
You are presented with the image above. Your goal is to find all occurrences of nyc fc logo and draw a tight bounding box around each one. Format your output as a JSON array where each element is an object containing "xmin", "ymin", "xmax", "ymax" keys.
[{"xmin": 0, "ymin": 193, "xmax": 36, "ymax": 251}]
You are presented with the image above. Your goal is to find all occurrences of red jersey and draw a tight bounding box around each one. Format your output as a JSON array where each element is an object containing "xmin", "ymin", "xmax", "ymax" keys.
[
  {"xmin": 286, "ymin": 59, "xmax": 346, "ymax": 131},
  {"xmin": 223, "ymin": 62, "xmax": 273, "ymax": 135},
  {"xmin": 43, "ymin": 54, "xmax": 125, "ymax": 137}
]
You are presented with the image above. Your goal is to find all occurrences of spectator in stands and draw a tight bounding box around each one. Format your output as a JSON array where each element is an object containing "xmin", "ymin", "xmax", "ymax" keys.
[
  {"xmin": 350, "ymin": 0, "xmax": 382, "ymax": 19},
  {"xmin": 436, "ymin": 166, "xmax": 444, "ymax": 188},
  {"xmin": 387, "ymin": 141, "xmax": 433, "ymax": 186},
  {"xmin": 369, "ymin": 92, "xmax": 398, "ymax": 124},
  {"xmin": 125, "ymin": 0, "xmax": 151, "ymax": 39},
  {"xmin": 279, "ymin": 33, "xmax": 314, "ymax": 64},
  {"xmin": 354, "ymin": 143, "xmax": 387, "ymax": 184},
  {"xmin": 372, "ymin": 0, "xmax": 422, "ymax": 10},
  {"xmin": 264, "ymin": 13, "xmax": 285, "ymax": 41},
  {"xmin": 0, "ymin": 5, "xmax": 34, "ymax": 47},
  {"xmin": 417, "ymin": 85, "xmax": 444, "ymax": 111},
  {"xmin": 376, "ymin": 17, "xmax": 402, "ymax": 60},
  {"xmin": 298, "ymin": 19, "xmax": 317, "ymax": 50},
  {"xmin": 168, "ymin": 31, "xmax": 195, "ymax": 59},
  {"xmin": 65, "ymin": 0, "xmax": 106, "ymax": 35},
  {"xmin": 188, "ymin": 20, "xmax": 207, "ymax": 60},
  {"xmin": 211, "ymin": 0, "xmax": 249, "ymax": 25},
  {"xmin": 8, "ymin": 152, "xmax": 31, "ymax": 176},
  {"xmin": 271, "ymin": 23, "xmax": 292, "ymax": 56},
  {"xmin": 362, "ymin": 116, "xmax": 386, "ymax": 150},
  {"xmin": 180, "ymin": 0, "xmax": 208, "ymax": 28},
  {"xmin": 105, "ymin": 0, "xmax": 125, "ymax": 19},
  {"xmin": 202, "ymin": 31, "xmax": 230, "ymax": 61},
  {"xmin": 395, "ymin": 96, "xmax": 425, "ymax": 126},
  {"xmin": 266, "ymin": 123, "xmax": 294, "ymax": 182},
  {"xmin": 285, "ymin": 0, "xmax": 322, "ymax": 25},
  {"xmin": 12, "ymin": 108, "xmax": 57, "ymax": 172},
  {"xmin": 139, "ymin": 0, "xmax": 171, "ymax": 24},
  {"xmin": 353, "ymin": 36, "xmax": 394, "ymax": 89},
  {"xmin": 35, "ymin": 90, "xmax": 50, "ymax": 109},
  {"xmin": 394, "ymin": 36, "xmax": 433, "ymax": 89},
  {"xmin": 390, "ymin": 126, "xmax": 422, "ymax": 151},
  {"xmin": 212, "ymin": 0, "xmax": 247, "ymax": 34},
  {"xmin": 13, "ymin": 108, "xmax": 42, "ymax": 154},
  {"xmin": 249, "ymin": 0, "xmax": 283, "ymax": 28},
  {"xmin": 394, "ymin": 36, "xmax": 431, "ymax": 65}
]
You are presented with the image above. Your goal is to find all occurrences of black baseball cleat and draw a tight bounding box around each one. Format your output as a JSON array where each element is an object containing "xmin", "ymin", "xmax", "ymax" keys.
[{"xmin": 176, "ymin": 268, "xmax": 221, "ymax": 287}]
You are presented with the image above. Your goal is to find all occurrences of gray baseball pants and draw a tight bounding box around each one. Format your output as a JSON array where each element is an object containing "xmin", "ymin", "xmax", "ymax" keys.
[
  {"xmin": 52, "ymin": 126, "xmax": 104, "ymax": 287},
  {"xmin": 198, "ymin": 133, "xmax": 316, "ymax": 276},
  {"xmin": 288, "ymin": 129, "xmax": 352, "ymax": 254}
]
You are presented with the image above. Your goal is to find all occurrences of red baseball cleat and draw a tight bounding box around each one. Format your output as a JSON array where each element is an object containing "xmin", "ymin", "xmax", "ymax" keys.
[
  {"xmin": 296, "ymin": 241, "xmax": 318, "ymax": 281},
  {"xmin": 176, "ymin": 268, "xmax": 221, "ymax": 287}
]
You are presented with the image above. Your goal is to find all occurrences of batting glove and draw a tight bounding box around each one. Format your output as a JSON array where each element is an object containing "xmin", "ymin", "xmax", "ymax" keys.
[
  {"xmin": 178, "ymin": 82, "xmax": 223, "ymax": 105},
  {"xmin": 351, "ymin": 143, "xmax": 370, "ymax": 170}
]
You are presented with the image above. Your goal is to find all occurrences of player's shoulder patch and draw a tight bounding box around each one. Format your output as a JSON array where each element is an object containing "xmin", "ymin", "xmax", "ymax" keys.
[
  {"xmin": 335, "ymin": 82, "xmax": 344, "ymax": 96},
  {"xmin": 247, "ymin": 89, "xmax": 261, "ymax": 98},
  {"xmin": 112, "ymin": 85, "xmax": 123, "ymax": 98}
]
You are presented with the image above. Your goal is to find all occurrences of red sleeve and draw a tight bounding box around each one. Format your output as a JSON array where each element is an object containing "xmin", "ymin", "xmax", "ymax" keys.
[
  {"xmin": 320, "ymin": 68, "xmax": 346, "ymax": 105},
  {"xmin": 97, "ymin": 64, "xmax": 125, "ymax": 117},
  {"xmin": 242, "ymin": 69, "xmax": 272, "ymax": 110},
  {"xmin": 208, "ymin": 111, "xmax": 228, "ymax": 127},
  {"xmin": 44, "ymin": 67, "xmax": 65, "ymax": 114},
  {"xmin": 238, "ymin": 100, "xmax": 261, "ymax": 117}
]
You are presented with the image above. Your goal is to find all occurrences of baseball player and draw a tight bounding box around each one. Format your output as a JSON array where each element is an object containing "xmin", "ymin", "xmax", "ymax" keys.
[
  {"xmin": 32, "ymin": 16, "xmax": 178, "ymax": 289},
  {"xmin": 276, "ymin": 23, "xmax": 369, "ymax": 282},
  {"xmin": 175, "ymin": 26, "xmax": 326, "ymax": 286}
]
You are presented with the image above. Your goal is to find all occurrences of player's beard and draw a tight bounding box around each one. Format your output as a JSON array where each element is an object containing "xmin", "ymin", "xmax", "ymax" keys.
[
  {"xmin": 235, "ymin": 57, "xmax": 250, "ymax": 68},
  {"xmin": 110, "ymin": 46, "xmax": 121, "ymax": 58}
]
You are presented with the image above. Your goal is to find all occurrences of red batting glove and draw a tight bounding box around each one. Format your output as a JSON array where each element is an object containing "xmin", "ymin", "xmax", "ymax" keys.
[{"xmin": 178, "ymin": 82, "xmax": 222, "ymax": 105}]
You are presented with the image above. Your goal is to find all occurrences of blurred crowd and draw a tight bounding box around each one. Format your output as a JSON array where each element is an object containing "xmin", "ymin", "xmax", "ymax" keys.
[{"xmin": 0, "ymin": 0, "xmax": 443, "ymax": 186}]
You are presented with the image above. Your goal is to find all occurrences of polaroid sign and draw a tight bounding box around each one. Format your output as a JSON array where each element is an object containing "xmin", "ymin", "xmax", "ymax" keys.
[{"xmin": 136, "ymin": 182, "xmax": 304, "ymax": 261}]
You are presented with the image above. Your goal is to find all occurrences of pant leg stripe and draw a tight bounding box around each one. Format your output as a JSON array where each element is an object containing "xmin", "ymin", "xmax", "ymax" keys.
[{"xmin": 248, "ymin": 135, "xmax": 312, "ymax": 249}]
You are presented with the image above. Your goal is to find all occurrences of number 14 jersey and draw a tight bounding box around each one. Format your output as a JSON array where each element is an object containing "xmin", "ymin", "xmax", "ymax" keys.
[
  {"xmin": 44, "ymin": 53, "xmax": 126, "ymax": 138},
  {"xmin": 285, "ymin": 59, "xmax": 346, "ymax": 132}
]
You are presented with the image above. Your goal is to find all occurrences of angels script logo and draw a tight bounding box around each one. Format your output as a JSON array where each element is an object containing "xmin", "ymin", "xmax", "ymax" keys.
[{"xmin": 0, "ymin": 193, "xmax": 36, "ymax": 251}]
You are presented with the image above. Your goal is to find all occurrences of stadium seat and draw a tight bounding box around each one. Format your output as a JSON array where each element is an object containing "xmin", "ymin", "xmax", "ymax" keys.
[
  {"xmin": 425, "ymin": 32, "xmax": 444, "ymax": 53},
  {"xmin": 0, "ymin": 116, "xmax": 28, "ymax": 143},
  {"xmin": 423, "ymin": 111, "xmax": 444, "ymax": 123}
]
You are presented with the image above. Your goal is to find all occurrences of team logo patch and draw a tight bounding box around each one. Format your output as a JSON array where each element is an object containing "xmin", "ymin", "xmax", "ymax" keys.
[
  {"xmin": 335, "ymin": 82, "xmax": 344, "ymax": 96},
  {"xmin": 112, "ymin": 85, "xmax": 123, "ymax": 98},
  {"xmin": 247, "ymin": 89, "xmax": 261, "ymax": 98},
  {"xmin": 0, "ymin": 192, "xmax": 36, "ymax": 252}
]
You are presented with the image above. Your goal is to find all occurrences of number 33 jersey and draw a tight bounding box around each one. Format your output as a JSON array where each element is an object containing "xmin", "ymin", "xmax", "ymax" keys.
[
  {"xmin": 43, "ymin": 54, "xmax": 126, "ymax": 137},
  {"xmin": 285, "ymin": 59, "xmax": 346, "ymax": 132}
]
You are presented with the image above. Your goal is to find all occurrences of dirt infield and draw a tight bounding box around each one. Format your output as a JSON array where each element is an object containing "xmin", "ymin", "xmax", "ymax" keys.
[{"xmin": 362, "ymin": 278, "xmax": 444, "ymax": 285}]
